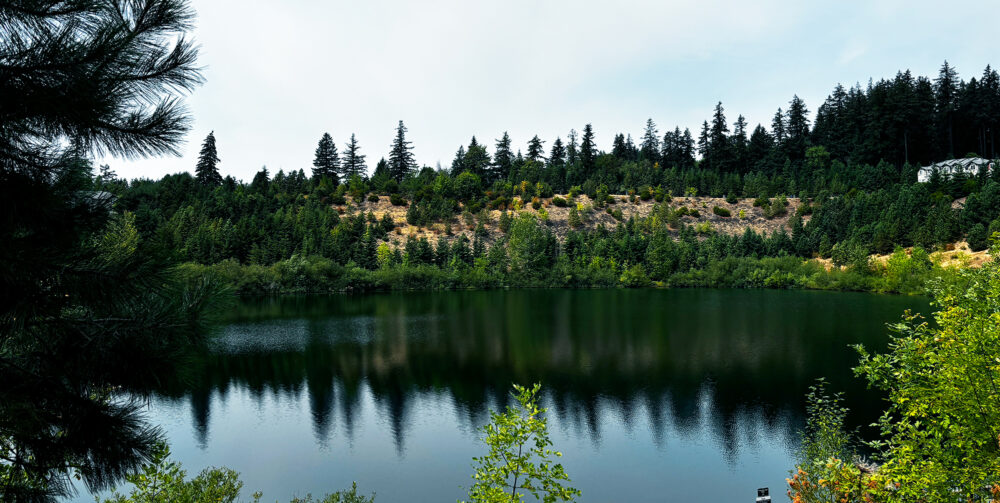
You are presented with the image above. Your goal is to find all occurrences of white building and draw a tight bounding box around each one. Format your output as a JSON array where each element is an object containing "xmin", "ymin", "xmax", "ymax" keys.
[{"xmin": 917, "ymin": 157, "xmax": 994, "ymax": 183}]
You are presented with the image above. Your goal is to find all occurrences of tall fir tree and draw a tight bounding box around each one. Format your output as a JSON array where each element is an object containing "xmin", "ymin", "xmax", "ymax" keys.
[
  {"xmin": 785, "ymin": 95, "xmax": 811, "ymax": 162},
  {"xmin": 464, "ymin": 136, "xmax": 491, "ymax": 178},
  {"xmin": 548, "ymin": 137, "xmax": 566, "ymax": 167},
  {"xmin": 526, "ymin": 135, "xmax": 546, "ymax": 162},
  {"xmin": 312, "ymin": 132, "xmax": 340, "ymax": 182},
  {"xmin": 566, "ymin": 129, "xmax": 579, "ymax": 165},
  {"xmin": 580, "ymin": 124, "xmax": 596, "ymax": 176},
  {"xmin": 935, "ymin": 60, "xmax": 960, "ymax": 157},
  {"xmin": 450, "ymin": 145, "xmax": 467, "ymax": 176},
  {"xmin": 195, "ymin": 131, "xmax": 222, "ymax": 186},
  {"xmin": 640, "ymin": 118, "xmax": 661, "ymax": 163},
  {"xmin": 342, "ymin": 133, "xmax": 367, "ymax": 179},
  {"xmin": 388, "ymin": 120, "xmax": 416, "ymax": 182},
  {"xmin": 493, "ymin": 132, "xmax": 514, "ymax": 183}
]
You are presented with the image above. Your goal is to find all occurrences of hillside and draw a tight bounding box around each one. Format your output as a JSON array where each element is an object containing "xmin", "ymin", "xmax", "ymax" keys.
[{"xmin": 335, "ymin": 195, "xmax": 806, "ymax": 248}]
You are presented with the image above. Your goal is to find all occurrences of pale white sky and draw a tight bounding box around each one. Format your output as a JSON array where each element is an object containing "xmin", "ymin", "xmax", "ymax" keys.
[{"xmin": 106, "ymin": 0, "xmax": 1000, "ymax": 181}]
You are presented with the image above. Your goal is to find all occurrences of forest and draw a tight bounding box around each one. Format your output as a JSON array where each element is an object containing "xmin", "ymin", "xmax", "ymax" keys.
[{"xmin": 95, "ymin": 62, "xmax": 1000, "ymax": 295}]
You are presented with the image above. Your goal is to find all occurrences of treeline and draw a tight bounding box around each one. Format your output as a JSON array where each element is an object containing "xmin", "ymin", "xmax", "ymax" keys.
[{"xmin": 97, "ymin": 62, "xmax": 1000, "ymax": 295}]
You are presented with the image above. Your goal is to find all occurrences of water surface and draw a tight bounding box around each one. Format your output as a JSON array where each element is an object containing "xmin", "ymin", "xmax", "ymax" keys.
[{"xmin": 73, "ymin": 289, "xmax": 929, "ymax": 502}]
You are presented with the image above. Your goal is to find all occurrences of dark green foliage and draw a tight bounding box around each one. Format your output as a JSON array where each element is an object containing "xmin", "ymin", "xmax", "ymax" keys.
[
  {"xmin": 342, "ymin": 133, "xmax": 366, "ymax": 179},
  {"xmin": 388, "ymin": 121, "xmax": 416, "ymax": 182},
  {"xmin": 195, "ymin": 131, "xmax": 222, "ymax": 186},
  {"xmin": 312, "ymin": 132, "xmax": 340, "ymax": 182},
  {"xmin": 0, "ymin": 1, "xmax": 223, "ymax": 500},
  {"xmin": 712, "ymin": 205, "xmax": 731, "ymax": 217}
]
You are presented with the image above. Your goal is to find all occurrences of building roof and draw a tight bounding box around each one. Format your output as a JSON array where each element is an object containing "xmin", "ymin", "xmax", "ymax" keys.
[{"xmin": 917, "ymin": 157, "xmax": 993, "ymax": 183}]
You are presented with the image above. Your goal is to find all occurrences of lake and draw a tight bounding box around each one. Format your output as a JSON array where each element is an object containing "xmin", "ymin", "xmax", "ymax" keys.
[{"xmin": 70, "ymin": 289, "xmax": 930, "ymax": 502}]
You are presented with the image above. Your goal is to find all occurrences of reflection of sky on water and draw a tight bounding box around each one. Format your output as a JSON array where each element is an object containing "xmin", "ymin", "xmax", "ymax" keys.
[{"xmin": 66, "ymin": 289, "xmax": 928, "ymax": 503}]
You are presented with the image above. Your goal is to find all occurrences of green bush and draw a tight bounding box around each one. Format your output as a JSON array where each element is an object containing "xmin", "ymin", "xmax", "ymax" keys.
[
  {"xmin": 389, "ymin": 193, "xmax": 407, "ymax": 206},
  {"xmin": 725, "ymin": 192, "xmax": 738, "ymax": 204},
  {"xmin": 712, "ymin": 205, "xmax": 731, "ymax": 217},
  {"xmin": 551, "ymin": 196, "xmax": 567, "ymax": 207}
]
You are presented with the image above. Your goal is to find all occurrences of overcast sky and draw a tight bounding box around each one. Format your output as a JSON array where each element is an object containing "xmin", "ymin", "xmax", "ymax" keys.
[{"xmin": 106, "ymin": 0, "xmax": 1000, "ymax": 182}]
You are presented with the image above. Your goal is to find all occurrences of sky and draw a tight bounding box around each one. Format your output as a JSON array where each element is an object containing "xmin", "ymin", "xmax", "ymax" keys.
[{"xmin": 107, "ymin": 0, "xmax": 1000, "ymax": 182}]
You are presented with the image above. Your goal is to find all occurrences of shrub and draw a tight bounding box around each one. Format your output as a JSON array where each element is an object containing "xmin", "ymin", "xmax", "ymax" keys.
[
  {"xmin": 689, "ymin": 208, "xmax": 700, "ymax": 218},
  {"xmin": 725, "ymin": 192, "xmax": 738, "ymax": 204},
  {"xmin": 462, "ymin": 384, "xmax": 579, "ymax": 503},
  {"xmin": 568, "ymin": 207, "xmax": 583, "ymax": 228},
  {"xmin": 967, "ymin": 223, "xmax": 989, "ymax": 251},
  {"xmin": 531, "ymin": 199, "xmax": 542, "ymax": 210},
  {"xmin": 389, "ymin": 193, "xmax": 407, "ymax": 206},
  {"xmin": 367, "ymin": 194, "xmax": 380, "ymax": 203},
  {"xmin": 551, "ymin": 196, "xmax": 567, "ymax": 207},
  {"xmin": 712, "ymin": 206, "xmax": 731, "ymax": 217}
]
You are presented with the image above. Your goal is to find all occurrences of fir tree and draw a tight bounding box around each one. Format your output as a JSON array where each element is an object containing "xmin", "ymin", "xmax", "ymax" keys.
[
  {"xmin": 312, "ymin": 132, "xmax": 340, "ymax": 182},
  {"xmin": 493, "ymin": 132, "xmax": 514, "ymax": 183},
  {"xmin": 195, "ymin": 131, "xmax": 222, "ymax": 186},
  {"xmin": 450, "ymin": 145, "xmax": 467, "ymax": 176},
  {"xmin": 580, "ymin": 124, "xmax": 596, "ymax": 176},
  {"xmin": 785, "ymin": 95, "xmax": 811, "ymax": 162},
  {"xmin": 464, "ymin": 136, "xmax": 491, "ymax": 178},
  {"xmin": 388, "ymin": 120, "xmax": 416, "ymax": 182},
  {"xmin": 935, "ymin": 60, "xmax": 960, "ymax": 156},
  {"xmin": 567, "ymin": 129, "xmax": 579, "ymax": 165},
  {"xmin": 640, "ymin": 118, "xmax": 661, "ymax": 163},
  {"xmin": 342, "ymin": 133, "xmax": 367, "ymax": 179},
  {"xmin": 526, "ymin": 135, "xmax": 546, "ymax": 162},
  {"xmin": 548, "ymin": 137, "xmax": 566, "ymax": 167}
]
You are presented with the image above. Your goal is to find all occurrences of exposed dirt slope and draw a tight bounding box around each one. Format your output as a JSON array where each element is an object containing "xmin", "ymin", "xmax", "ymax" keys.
[{"xmin": 335, "ymin": 195, "xmax": 806, "ymax": 248}]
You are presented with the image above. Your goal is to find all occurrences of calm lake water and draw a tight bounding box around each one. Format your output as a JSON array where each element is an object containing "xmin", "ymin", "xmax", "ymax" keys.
[{"xmin": 72, "ymin": 289, "xmax": 930, "ymax": 502}]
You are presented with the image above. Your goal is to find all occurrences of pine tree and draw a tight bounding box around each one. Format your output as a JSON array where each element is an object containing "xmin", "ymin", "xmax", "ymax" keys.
[
  {"xmin": 681, "ymin": 128, "xmax": 696, "ymax": 168},
  {"xmin": 548, "ymin": 137, "xmax": 566, "ymax": 167},
  {"xmin": 640, "ymin": 118, "xmax": 661, "ymax": 163},
  {"xmin": 1, "ymin": 1, "xmax": 214, "ymax": 499},
  {"xmin": 388, "ymin": 120, "xmax": 416, "ymax": 182},
  {"xmin": 567, "ymin": 129, "xmax": 579, "ymax": 165},
  {"xmin": 312, "ymin": 132, "xmax": 340, "ymax": 181},
  {"xmin": 464, "ymin": 136, "xmax": 491, "ymax": 178},
  {"xmin": 935, "ymin": 60, "xmax": 960, "ymax": 157},
  {"xmin": 526, "ymin": 135, "xmax": 546, "ymax": 162},
  {"xmin": 612, "ymin": 133, "xmax": 629, "ymax": 159},
  {"xmin": 342, "ymin": 133, "xmax": 366, "ymax": 179},
  {"xmin": 450, "ymin": 145, "xmax": 467, "ymax": 176},
  {"xmin": 580, "ymin": 124, "xmax": 596, "ymax": 176},
  {"xmin": 493, "ymin": 132, "xmax": 514, "ymax": 183},
  {"xmin": 785, "ymin": 95, "xmax": 811, "ymax": 162},
  {"xmin": 195, "ymin": 131, "xmax": 222, "ymax": 186},
  {"xmin": 771, "ymin": 108, "xmax": 787, "ymax": 146},
  {"xmin": 732, "ymin": 115, "xmax": 749, "ymax": 174}
]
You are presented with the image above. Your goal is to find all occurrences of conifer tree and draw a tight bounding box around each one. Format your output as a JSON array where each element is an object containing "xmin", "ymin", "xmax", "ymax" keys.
[
  {"xmin": 388, "ymin": 120, "xmax": 416, "ymax": 182},
  {"xmin": 580, "ymin": 124, "xmax": 596, "ymax": 176},
  {"xmin": 566, "ymin": 129, "xmax": 579, "ymax": 165},
  {"xmin": 450, "ymin": 145, "xmax": 467, "ymax": 176},
  {"xmin": 935, "ymin": 60, "xmax": 960, "ymax": 156},
  {"xmin": 785, "ymin": 95, "xmax": 811, "ymax": 162},
  {"xmin": 312, "ymin": 132, "xmax": 340, "ymax": 182},
  {"xmin": 195, "ymin": 131, "xmax": 222, "ymax": 186},
  {"xmin": 771, "ymin": 108, "xmax": 787, "ymax": 146},
  {"xmin": 640, "ymin": 118, "xmax": 661, "ymax": 163},
  {"xmin": 1, "ymin": 1, "xmax": 214, "ymax": 499},
  {"xmin": 464, "ymin": 137, "xmax": 491, "ymax": 178},
  {"xmin": 549, "ymin": 137, "xmax": 566, "ymax": 167},
  {"xmin": 493, "ymin": 132, "xmax": 514, "ymax": 183},
  {"xmin": 526, "ymin": 135, "xmax": 546, "ymax": 162},
  {"xmin": 342, "ymin": 133, "xmax": 367, "ymax": 179}
]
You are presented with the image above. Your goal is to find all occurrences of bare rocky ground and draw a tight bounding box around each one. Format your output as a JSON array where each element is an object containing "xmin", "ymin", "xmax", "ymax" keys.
[{"xmin": 334, "ymin": 195, "xmax": 806, "ymax": 248}]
